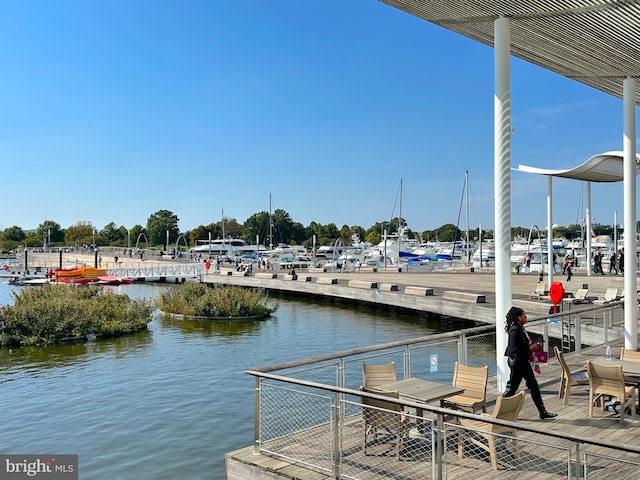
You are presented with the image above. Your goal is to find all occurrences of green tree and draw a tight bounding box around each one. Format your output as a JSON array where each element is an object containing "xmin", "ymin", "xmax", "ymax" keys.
[
  {"xmin": 1, "ymin": 226, "xmax": 26, "ymax": 242},
  {"xmin": 37, "ymin": 220, "xmax": 64, "ymax": 246},
  {"xmin": 65, "ymin": 221, "xmax": 95, "ymax": 245},
  {"xmin": 434, "ymin": 224, "xmax": 461, "ymax": 242},
  {"xmin": 222, "ymin": 217, "xmax": 242, "ymax": 239},
  {"xmin": 0, "ymin": 226, "xmax": 26, "ymax": 251},
  {"xmin": 100, "ymin": 222, "xmax": 127, "ymax": 245},
  {"xmin": 146, "ymin": 210, "xmax": 180, "ymax": 248},
  {"xmin": 365, "ymin": 231, "xmax": 381, "ymax": 245},
  {"xmin": 290, "ymin": 222, "xmax": 306, "ymax": 245},
  {"xmin": 317, "ymin": 223, "xmax": 340, "ymax": 244},
  {"xmin": 243, "ymin": 212, "xmax": 271, "ymax": 246}
]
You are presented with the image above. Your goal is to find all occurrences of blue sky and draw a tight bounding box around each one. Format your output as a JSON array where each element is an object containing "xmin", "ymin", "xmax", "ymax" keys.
[{"xmin": 0, "ymin": 0, "xmax": 631, "ymax": 235}]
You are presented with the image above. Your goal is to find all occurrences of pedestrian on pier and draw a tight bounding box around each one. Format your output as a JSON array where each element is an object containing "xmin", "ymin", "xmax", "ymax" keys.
[
  {"xmin": 609, "ymin": 251, "xmax": 618, "ymax": 274},
  {"xmin": 503, "ymin": 306, "xmax": 557, "ymax": 420}
]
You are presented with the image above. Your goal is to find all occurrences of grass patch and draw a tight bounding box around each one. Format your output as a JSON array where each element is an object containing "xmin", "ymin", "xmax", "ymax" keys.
[
  {"xmin": 0, "ymin": 284, "xmax": 153, "ymax": 347},
  {"xmin": 156, "ymin": 283, "xmax": 278, "ymax": 318}
]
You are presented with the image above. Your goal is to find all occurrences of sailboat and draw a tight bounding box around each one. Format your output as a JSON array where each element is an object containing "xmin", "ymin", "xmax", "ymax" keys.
[
  {"xmin": 435, "ymin": 171, "xmax": 475, "ymax": 262},
  {"xmin": 376, "ymin": 180, "xmax": 420, "ymax": 267}
]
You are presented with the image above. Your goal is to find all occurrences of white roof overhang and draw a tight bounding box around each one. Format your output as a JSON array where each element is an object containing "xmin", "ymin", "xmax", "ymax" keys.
[
  {"xmin": 517, "ymin": 151, "xmax": 640, "ymax": 182},
  {"xmin": 378, "ymin": 0, "xmax": 640, "ymax": 103}
]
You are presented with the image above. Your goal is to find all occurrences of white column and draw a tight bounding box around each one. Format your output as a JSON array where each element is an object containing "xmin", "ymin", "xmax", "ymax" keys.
[
  {"xmin": 494, "ymin": 16, "xmax": 511, "ymax": 392},
  {"xmin": 586, "ymin": 182, "xmax": 592, "ymax": 277},
  {"xmin": 547, "ymin": 176, "xmax": 553, "ymax": 288},
  {"xmin": 623, "ymin": 77, "xmax": 637, "ymax": 350}
]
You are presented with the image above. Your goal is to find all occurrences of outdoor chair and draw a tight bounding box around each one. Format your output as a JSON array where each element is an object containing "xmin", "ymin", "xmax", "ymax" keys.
[
  {"xmin": 593, "ymin": 287, "xmax": 620, "ymax": 305},
  {"xmin": 458, "ymin": 391, "xmax": 525, "ymax": 470},
  {"xmin": 362, "ymin": 362, "xmax": 396, "ymax": 389},
  {"xmin": 360, "ymin": 386, "xmax": 411, "ymax": 460},
  {"xmin": 620, "ymin": 348, "xmax": 640, "ymax": 395},
  {"xmin": 570, "ymin": 288, "xmax": 591, "ymax": 304},
  {"xmin": 587, "ymin": 361, "xmax": 636, "ymax": 423},
  {"xmin": 554, "ymin": 346, "xmax": 589, "ymax": 405},
  {"xmin": 528, "ymin": 282, "xmax": 548, "ymax": 300},
  {"xmin": 441, "ymin": 362, "xmax": 488, "ymax": 413}
]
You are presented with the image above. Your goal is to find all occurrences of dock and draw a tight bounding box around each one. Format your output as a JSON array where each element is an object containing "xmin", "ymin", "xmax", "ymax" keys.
[{"xmin": 201, "ymin": 267, "xmax": 626, "ymax": 326}]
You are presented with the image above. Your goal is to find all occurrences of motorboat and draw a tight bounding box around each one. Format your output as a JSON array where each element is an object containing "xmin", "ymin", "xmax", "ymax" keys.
[{"xmin": 189, "ymin": 238, "xmax": 263, "ymax": 257}]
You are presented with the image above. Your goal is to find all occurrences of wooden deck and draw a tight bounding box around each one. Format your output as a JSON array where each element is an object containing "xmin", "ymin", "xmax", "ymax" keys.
[{"xmin": 227, "ymin": 340, "xmax": 640, "ymax": 479}]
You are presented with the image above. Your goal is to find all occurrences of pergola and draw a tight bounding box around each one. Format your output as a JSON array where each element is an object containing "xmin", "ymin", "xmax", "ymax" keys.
[
  {"xmin": 517, "ymin": 151, "xmax": 640, "ymax": 286},
  {"xmin": 377, "ymin": 1, "xmax": 640, "ymax": 390}
]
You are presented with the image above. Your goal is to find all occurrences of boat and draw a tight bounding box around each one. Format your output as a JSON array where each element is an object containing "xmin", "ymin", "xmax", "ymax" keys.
[
  {"xmin": 54, "ymin": 265, "xmax": 108, "ymax": 284},
  {"xmin": 189, "ymin": 238, "xmax": 263, "ymax": 257},
  {"xmin": 97, "ymin": 275, "xmax": 134, "ymax": 285}
]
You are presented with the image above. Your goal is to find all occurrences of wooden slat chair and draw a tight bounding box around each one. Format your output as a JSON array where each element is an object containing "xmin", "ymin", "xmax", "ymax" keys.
[
  {"xmin": 441, "ymin": 362, "xmax": 489, "ymax": 413},
  {"xmin": 360, "ymin": 386, "xmax": 411, "ymax": 460},
  {"xmin": 620, "ymin": 348, "xmax": 640, "ymax": 396},
  {"xmin": 362, "ymin": 362, "xmax": 396, "ymax": 389},
  {"xmin": 587, "ymin": 361, "xmax": 636, "ymax": 423},
  {"xmin": 554, "ymin": 346, "xmax": 589, "ymax": 405},
  {"xmin": 458, "ymin": 391, "xmax": 525, "ymax": 470}
]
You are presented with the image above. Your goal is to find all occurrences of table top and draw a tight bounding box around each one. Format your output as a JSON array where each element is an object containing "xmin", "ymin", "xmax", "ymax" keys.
[
  {"xmin": 378, "ymin": 377, "xmax": 464, "ymax": 404},
  {"xmin": 589, "ymin": 357, "xmax": 640, "ymax": 375}
]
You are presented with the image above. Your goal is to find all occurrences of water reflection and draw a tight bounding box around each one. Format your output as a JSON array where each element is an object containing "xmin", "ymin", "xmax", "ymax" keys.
[
  {"xmin": 157, "ymin": 312, "xmax": 269, "ymax": 337},
  {"xmin": 0, "ymin": 328, "xmax": 154, "ymax": 382}
]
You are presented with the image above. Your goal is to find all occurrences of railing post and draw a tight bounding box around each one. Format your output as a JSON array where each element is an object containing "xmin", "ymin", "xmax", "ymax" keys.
[
  {"xmin": 253, "ymin": 376, "xmax": 261, "ymax": 455},
  {"xmin": 434, "ymin": 413, "xmax": 445, "ymax": 479},
  {"xmin": 575, "ymin": 442, "xmax": 582, "ymax": 479},
  {"xmin": 332, "ymin": 392, "xmax": 341, "ymax": 478},
  {"xmin": 574, "ymin": 317, "xmax": 582, "ymax": 354},
  {"xmin": 458, "ymin": 334, "xmax": 467, "ymax": 365},
  {"xmin": 603, "ymin": 311, "xmax": 609, "ymax": 346},
  {"xmin": 404, "ymin": 345, "xmax": 412, "ymax": 378}
]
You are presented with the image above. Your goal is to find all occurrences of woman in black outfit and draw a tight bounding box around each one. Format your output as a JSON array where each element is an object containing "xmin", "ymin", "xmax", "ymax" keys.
[{"xmin": 503, "ymin": 306, "xmax": 557, "ymax": 420}]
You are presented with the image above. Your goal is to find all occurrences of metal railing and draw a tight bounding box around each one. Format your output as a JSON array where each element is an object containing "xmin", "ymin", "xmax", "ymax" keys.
[{"xmin": 244, "ymin": 300, "xmax": 640, "ymax": 479}]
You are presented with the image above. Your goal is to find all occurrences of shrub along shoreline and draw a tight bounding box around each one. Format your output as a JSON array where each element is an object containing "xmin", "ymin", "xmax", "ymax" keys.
[
  {"xmin": 155, "ymin": 283, "xmax": 278, "ymax": 319},
  {"xmin": 0, "ymin": 284, "xmax": 153, "ymax": 347}
]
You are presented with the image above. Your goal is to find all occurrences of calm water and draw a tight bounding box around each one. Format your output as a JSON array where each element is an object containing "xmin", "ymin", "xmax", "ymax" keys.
[{"xmin": 0, "ymin": 282, "xmax": 454, "ymax": 479}]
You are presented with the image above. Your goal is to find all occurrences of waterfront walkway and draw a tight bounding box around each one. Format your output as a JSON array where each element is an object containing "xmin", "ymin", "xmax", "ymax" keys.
[
  {"xmin": 11, "ymin": 251, "xmax": 627, "ymax": 326},
  {"xmin": 201, "ymin": 266, "xmax": 625, "ymax": 325}
]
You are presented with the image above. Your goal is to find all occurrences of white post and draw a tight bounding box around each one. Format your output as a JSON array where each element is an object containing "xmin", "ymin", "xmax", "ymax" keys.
[
  {"xmin": 623, "ymin": 77, "xmax": 637, "ymax": 350},
  {"xmin": 586, "ymin": 182, "xmax": 592, "ymax": 277},
  {"xmin": 494, "ymin": 16, "xmax": 512, "ymax": 392},
  {"xmin": 547, "ymin": 176, "xmax": 554, "ymax": 288}
]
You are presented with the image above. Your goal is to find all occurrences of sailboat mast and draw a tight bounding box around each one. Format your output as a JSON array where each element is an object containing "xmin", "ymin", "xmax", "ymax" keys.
[
  {"xmin": 398, "ymin": 179, "xmax": 402, "ymax": 267},
  {"xmin": 465, "ymin": 170, "xmax": 470, "ymax": 263},
  {"xmin": 269, "ymin": 193, "xmax": 273, "ymax": 250},
  {"xmin": 221, "ymin": 209, "xmax": 225, "ymax": 257}
]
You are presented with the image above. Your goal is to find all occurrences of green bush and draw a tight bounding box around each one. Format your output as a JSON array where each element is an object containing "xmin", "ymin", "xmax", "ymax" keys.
[
  {"xmin": 0, "ymin": 284, "xmax": 153, "ymax": 347},
  {"xmin": 156, "ymin": 283, "xmax": 278, "ymax": 318}
]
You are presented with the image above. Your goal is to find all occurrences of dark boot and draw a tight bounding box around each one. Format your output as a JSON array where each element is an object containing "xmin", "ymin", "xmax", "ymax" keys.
[{"xmin": 540, "ymin": 411, "xmax": 558, "ymax": 420}]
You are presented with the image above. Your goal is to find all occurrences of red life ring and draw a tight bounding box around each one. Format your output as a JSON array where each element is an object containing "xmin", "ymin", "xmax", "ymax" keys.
[
  {"xmin": 548, "ymin": 281, "xmax": 565, "ymax": 305},
  {"xmin": 2, "ymin": 264, "xmax": 8, "ymax": 271}
]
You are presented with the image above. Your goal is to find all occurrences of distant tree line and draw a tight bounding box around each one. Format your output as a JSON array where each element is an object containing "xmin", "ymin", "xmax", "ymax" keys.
[{"xmin": 0, "ymin": 209, "xmax": 631, "ymax": 253}]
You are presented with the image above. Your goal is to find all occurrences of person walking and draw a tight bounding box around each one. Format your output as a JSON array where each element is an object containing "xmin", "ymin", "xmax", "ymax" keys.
[
  {"xmin": 566, "ymin": 261, "xmax": 573, "ymax": 282},
  {"xmin": 503, "ymin": 306, "xmax": 557, "ymax": 420},
  {"xmin": 619, "ymin": 248, "xmax": 624, "ymax": 274},
  {"xmin": 609, "ymin": 251, "xmax": 618, "ymax": 274}
]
